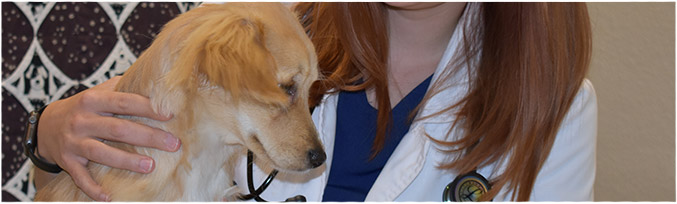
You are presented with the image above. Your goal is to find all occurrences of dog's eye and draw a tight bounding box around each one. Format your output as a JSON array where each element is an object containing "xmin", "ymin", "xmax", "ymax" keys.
[{"xmin": 278, "ymin": 83, "xmax": 296, "ymax": 98}]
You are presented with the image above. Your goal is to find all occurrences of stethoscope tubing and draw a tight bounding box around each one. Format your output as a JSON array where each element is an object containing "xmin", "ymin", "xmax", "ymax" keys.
[{"xmin": 237, "ymin": 150, "xmax": 280, "ymax": 202}]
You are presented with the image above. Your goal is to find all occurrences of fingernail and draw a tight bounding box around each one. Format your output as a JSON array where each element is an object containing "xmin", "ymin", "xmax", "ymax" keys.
[
  {"xmin": 99, "ymin": 193, "xmax": 110, "ymax": 202},
  {"xmin": 139, "ymin": 158, "xmax": 154, "ymax": 173},
  {"xmin": 164, "ymin": 134, "xmax": 180, "ymax": 151},
  {"xmin": 160, "ymin": 113, "xmax": 174, "ymax": 120}
]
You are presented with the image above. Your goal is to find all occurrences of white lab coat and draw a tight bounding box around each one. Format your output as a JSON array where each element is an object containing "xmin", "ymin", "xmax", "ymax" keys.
[{"xmin": 232, "ymin": 4, "xmax": 597, "ymax": 201}]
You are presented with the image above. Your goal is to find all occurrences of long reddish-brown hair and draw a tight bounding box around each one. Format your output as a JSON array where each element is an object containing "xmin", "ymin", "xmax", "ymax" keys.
[{"xmin": 293, "ymin": 2, "xmax": 591, "ymax": 201}]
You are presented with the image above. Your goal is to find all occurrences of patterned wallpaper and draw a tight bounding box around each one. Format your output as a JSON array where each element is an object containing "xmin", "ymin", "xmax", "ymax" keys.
[{"xmin": 1, "ymin": 2, "xmax": 200, "ymax": 201}]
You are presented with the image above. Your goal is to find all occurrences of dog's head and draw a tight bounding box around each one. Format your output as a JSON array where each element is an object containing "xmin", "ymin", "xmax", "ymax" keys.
[{"xmin": 117, "ymin": 3, "xmax": 325, "ymax": 171}]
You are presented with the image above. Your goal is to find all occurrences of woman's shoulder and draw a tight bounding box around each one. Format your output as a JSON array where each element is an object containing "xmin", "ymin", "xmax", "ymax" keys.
[
  {"xmin": 578, "ymin": 79, "xmax": 596, "ymax": 102},
  {"xmin": 566, "ymin": 78, "xmax": 597, "ymax": 121}
]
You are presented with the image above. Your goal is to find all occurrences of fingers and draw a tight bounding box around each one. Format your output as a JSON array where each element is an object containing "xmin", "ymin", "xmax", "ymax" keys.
[
  {"xmin": 83, "ymin": 116, "xmax": 180, "ymax": 152},
  {"xmin": 63, "ymin": 158, "xmax": 111, "ymax": 201},
  {"xmin": 81, "ymin": 76, "xmax": 172, "ymax": 121},
  {"xmin": 78, "ymin": 140, "xmax": 156, "ymax": 174},
  {"xmin": 79, "ymin": 91, "xmax": 172, "ymax": 121}
]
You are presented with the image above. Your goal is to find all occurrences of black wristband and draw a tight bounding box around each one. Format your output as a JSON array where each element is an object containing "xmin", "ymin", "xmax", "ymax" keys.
[{"xmin": 23, "ymin": 105, "xmax": 63, "ymax": 173}]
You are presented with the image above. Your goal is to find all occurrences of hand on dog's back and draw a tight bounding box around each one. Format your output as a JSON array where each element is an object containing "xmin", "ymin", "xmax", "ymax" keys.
[{"xmin": 34, "ymin": 76, "xmax": 181, "ymax": 201}]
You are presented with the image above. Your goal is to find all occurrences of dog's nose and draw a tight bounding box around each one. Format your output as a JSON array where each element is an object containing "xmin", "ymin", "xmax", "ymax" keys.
[{"xmin": 307, "ymin": 149, "xmax": 326, "ymax": 168}]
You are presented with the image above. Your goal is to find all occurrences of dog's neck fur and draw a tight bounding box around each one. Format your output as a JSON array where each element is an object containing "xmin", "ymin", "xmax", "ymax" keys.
[{"xmin": 105, "ymin": 94, "xmax": 244, "ymax": 201}]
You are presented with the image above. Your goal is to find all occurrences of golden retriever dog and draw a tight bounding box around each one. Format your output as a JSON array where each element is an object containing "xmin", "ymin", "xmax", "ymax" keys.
[{"xmin": 34, "ymin": 2, "xmax": 324, "ymax": 201}]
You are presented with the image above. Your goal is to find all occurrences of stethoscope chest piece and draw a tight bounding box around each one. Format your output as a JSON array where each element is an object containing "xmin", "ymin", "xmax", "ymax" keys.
[{"xmin": 443, "ymin": 170, "xmax": 491, "ymax": 202}]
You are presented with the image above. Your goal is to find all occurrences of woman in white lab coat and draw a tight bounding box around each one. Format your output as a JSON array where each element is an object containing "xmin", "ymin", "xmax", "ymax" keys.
[
  {"xmin": 33, "ymin": 2, "xmax": 596, "ymax": 202},
  {"xmin": 234, "ymin": 2, "xmax": 596, "ymax": 201}
]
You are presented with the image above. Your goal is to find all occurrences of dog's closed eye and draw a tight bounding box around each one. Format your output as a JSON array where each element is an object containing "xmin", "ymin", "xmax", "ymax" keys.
[{"xmin": 278, "ymin": 82, "xmax": 296, "ymax": 104}]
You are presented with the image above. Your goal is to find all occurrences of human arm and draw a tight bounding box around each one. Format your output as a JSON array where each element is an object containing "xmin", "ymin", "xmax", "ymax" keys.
[{"xmin": 32, "ymin": 76, "xmax": 181, "ymax": 201}]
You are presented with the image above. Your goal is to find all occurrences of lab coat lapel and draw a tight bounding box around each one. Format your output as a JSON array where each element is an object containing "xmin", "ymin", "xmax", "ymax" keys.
[
  {"xmin": 364, "ymin": 124, "xmax": 431, "ymax": 201},
  {"xmin": 310, "ymin": 93, "xmax": 338, "ymax": 200}
]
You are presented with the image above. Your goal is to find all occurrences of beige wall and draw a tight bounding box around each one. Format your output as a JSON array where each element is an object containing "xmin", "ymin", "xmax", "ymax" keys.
[{"xmin": 587, "ymin": 3, "xmax": 675, "ymax": 201}]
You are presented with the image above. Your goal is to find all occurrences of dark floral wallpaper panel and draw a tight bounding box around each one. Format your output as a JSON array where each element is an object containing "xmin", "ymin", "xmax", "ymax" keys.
[{"xmin": 1, "ymin": 2, "xmax": 200, "ymax": 201}]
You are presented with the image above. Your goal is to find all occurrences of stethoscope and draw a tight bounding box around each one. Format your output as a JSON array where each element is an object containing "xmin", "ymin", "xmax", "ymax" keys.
[
  {"xmin": 237, "ymin": 150, "xmax": 307, "ymax": 202},
  {"xmin": 443, "ymin": 170, "xmax": 492, "ymax": 202},
  {"xmin": 442, "ymin": 142, "xmax": 493, "ymax": 202}
]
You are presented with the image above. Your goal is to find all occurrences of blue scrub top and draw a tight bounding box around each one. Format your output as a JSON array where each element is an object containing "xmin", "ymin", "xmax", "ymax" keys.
[{"xmin": 322, "ymin": 75, "xmax": 433, "ymax": 201}]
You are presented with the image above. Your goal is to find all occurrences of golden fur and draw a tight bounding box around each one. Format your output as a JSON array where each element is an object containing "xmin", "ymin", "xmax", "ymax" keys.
[{"xmin": 34, "ymin": 3, "xmax": 322, "ymax": 201}]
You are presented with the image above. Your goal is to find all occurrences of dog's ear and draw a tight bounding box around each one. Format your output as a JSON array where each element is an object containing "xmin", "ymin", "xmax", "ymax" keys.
[{"xmin": 164, "ymin": 12, "xmax": 288, "ymax": 109}]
